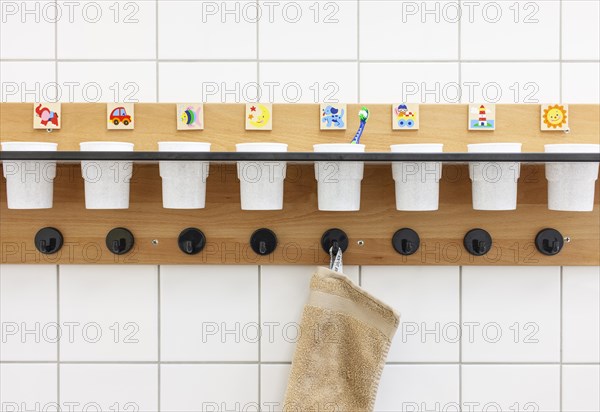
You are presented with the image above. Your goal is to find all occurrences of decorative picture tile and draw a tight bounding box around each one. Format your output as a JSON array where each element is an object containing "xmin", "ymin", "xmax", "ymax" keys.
[
  {"xmin": 245, "ymin": 103, "xmax": 272, "ymax": 130},
  {"xmin": 392, "ymin": 103, "xmax": 419, "ymax": 130},
  {"xmin": 541, "ymin": 104, "xmax": 569, "ymax": 131},
  {"xmin": 107, "ymin": 103, "xmax": 134, "ymax": 130},
  {"xmin": 177, "ymin": 103, "xmax": 204, "ymax": 130},
  {"xmin": 468, "ymin": 104, "xmax": 496, "ymax": 131},
  {"xmin": 33, "ymin": 102, "xmax": 61, "ymax": 129},
  {"xmin": 320, "ymin": 104, "xmax": 347, "ymax": 130}
]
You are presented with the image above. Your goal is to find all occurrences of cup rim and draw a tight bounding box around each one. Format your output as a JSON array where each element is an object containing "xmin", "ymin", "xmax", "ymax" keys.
[
  {"xmin": 545, "ymin": 144, "xmax": 600, "ymax": 153},
  {"xmin": 468, "ymin": 143, "xmax": 522, "ymax": 153},
  {"xmin": 390, "ymin": 143, "xmax": 444, "ymax": 153},
  {"xmin": 80, "ymin": 141, "xmax": 134, "ymax": 151},
  {"xmin": 1, "ymin": 141, "xmax": 58, "ymax": 151}
]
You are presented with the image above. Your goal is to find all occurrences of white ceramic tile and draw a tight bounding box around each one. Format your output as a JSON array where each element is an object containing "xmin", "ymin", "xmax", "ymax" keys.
[
  {"xmin": 462, "ymin": 266, "xmax": 560, "ymax": 362},
  {"xmin": 0, "ymin": 363, "xmax": 57, "ymax": 410},
  {"xmin": 258, "ymin": 0, "xmax": 357, "ymax": 60},
  {"xmin": 563, "ymin": 266, "xmax": 600, "ymax": 363},
  {"xmin": 461, "ymin": 1, "xmax": 560, "ymax": 60},
  {"xmin": 0, "ymin": 265, "xmax": 57, "ymax": 361},
  {"xmin": 59, "ymin": 265, "xmax": 158, "ymax": 361},
  {"xmin": 57, "ymin": 62, "xmax": 157, "ymax": 102},
  {"xmin": 361, "ymin": 266, "xmax": 460, "ymax": 362},
  {"xmin": 161, "ymin": 364, "xmax": 258, "ymax": 412},
  {"xmin": 57, "ymin": 0, "xmax": 156, "ymax": 59},
  {"xmin": 461, "ymin": 63, "xmax": 560, "ymax": 103},
  {"xmin": 260, "ymin": 265, "xmax": 359, "ymax": 362},
  {"xmin": 158, "ymin": 62, "xmax": 257, "ymax": 103},
  {"xmin": 0, "ymin": 62, "xmax": 57, "ymax": 102},
  {"xmin": 359, "ymin": 0, "xmax": 458, "ymax": 60},
  {"xmin": 161, "ymin": 265, "xmax": 258, "ymax": 361},
  {"xmin": 563, "ymin": 365, "xmax": 600, "ymax": 412},
  {"xmin": 563, "ymin": 63, "xmax": 600, "ymax": 104},
  {"xmin": 60, "ymin": 364, "xmax": 158, "ymax": 412},
  {"xmin": 462, "ymin": 365, "xmax": 560, "ymax": 412},
  {"xmin": 158, "ymin": 0, "xmax": 256, "ymax": 59},
  {"xmin": 360, "ymin": 63, "xmax": 460, "ymax": 103},
  {"xmin": 0, "ymin": 0, "xmax": 55, "ymax": 59},
  {"xmin": 375, "ymin": 365, "xmax": 459, "ymax": 412},
  {"xmin": 260, "ymin": 364, "xmax": 291, "ymax": 412},
  {"xmin": 259, "ymin": 62, "xmax": 358, "ymax": 103},
  {"xmin": 563, "ymin": 0, "xmax": 600, "ymax": 60}
]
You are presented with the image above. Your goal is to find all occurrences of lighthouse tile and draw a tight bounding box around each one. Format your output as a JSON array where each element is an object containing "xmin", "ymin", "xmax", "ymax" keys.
[{"xmin": 468, "ymin": 103, "xmax": 496, "ymax": 131}]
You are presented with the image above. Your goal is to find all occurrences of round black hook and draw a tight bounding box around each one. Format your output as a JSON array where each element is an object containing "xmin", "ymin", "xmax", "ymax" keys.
[
  {"xmin": 178, "ymin": 228, "xmax": 206, "ymax": 255},
  {"xmin": 35, "ymin": 227, "xmax": 63, "ymax": 255},
  {"xmin": 321, "ymin": 228, "xmax": 349, "ymax": 255},
  {"xmin": 392, "ymin": 228, "xmax": 420, "ymax": 256},
  {"xmin": 106, "ymin": 227, "xmax": 135, "ymax": 255},
  {"xmin": 535, "ymin": 228, "xmax": 564, "ymax": 256},
  {"xmin": 250, "ymin": 228, "xmax": 277, "ymax": 256},
  {"xmin": 464, "ymin": 228, "xmax": 492, "ymax": 256}
]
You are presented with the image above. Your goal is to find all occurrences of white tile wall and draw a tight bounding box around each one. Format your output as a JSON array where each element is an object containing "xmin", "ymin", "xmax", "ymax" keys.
[{"xmin": 1, "ymin": 0, "xmax": 599, "ymax": 409}]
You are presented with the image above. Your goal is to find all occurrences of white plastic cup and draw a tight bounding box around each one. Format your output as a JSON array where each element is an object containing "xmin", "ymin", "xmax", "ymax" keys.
[
  {"xmin": 314, "ymin": 143, "xmax": 365, "ymax": 211},
  {"xmin": 545, "ymin": 144, "xmax": 600, "ymax": 212},
  {"xmin": 468, "ymin": 143, "xmax": 522, "ymax": 210},
  {"xmin": 1, "ymin": 142, "xmax": 58, "ymax": 209},
  {"xmin": 158, "ymin": 142, "xmax": 211, "ymax": 209},
  {"xmin": 236, "ymin": 143, "xmax": 288, "ymax": 210},
  {"xmin": 80, "ymin": 142, "xmax": 134, "ymax": 209},
  {"xmin": 391, "ymin": 144, "xmax": 444, "ymax": 211}
]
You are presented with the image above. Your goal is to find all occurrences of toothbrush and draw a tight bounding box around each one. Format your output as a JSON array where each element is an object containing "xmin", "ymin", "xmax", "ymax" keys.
[{"xmin": 351, "ymin": 106, "xmax": 369, "ymax": 144}]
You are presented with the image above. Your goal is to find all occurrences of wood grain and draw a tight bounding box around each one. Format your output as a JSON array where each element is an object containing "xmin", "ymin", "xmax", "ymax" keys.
[{"xmin": 1, "ymin": 103, "xmax": 598, "ymax": 265}]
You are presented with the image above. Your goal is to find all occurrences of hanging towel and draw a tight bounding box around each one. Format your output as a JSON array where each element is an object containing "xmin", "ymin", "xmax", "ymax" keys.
[{"xmin": 283, "ymin": 266, "xmax": 400, "ymax": 412}]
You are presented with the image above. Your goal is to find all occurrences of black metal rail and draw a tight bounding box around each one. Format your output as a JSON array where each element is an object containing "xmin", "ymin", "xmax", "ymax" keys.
[{"xmin": 0, "ymin": 151, "xmax": 599, "ymax": 162}]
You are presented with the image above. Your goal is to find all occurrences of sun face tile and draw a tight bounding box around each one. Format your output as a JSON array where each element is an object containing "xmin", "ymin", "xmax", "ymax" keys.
[
  {"xmin": 107, "ymin": 103, "xmax": 134, "ymax": 130},
  {"xmin": 320, "ymin": 103, "xmax": 347, "ymax": 130},
  {"xmin": 541, "ymin": 103, "xmax": 569, "ymax": 131},
  {"xmin": 33, "ymin": 102, "xmax": 61, "ymax": 129},
  {"xmin": 245, "ymin": 103, "xmax": 273, "ymax": 130}
]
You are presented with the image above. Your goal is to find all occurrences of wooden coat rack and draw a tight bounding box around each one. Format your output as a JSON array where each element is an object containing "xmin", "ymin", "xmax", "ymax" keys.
[{"xmin": 1, "ymin": 103, "xmax": 598, "ymax": 265}]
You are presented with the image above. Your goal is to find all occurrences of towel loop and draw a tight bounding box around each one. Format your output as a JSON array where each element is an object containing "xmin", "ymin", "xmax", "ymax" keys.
[
  {"xmin": 464, "ymin": 228, "xmax": 492, "ymax": 256},
  {"xmin": 535, "ymin": 228, "xmax": 564, "ymax": 256},
  {"xmin": 320, "ymin": 228, "xmax": 349, "ymax": 255}
]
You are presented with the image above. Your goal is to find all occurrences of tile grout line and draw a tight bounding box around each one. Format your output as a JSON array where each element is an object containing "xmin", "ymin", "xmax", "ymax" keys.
[
  {"xmin": 559, "ymin": 0, "xmax": 563, "ymax": 104},
  {"xmin": 458, "ymin": 0, "xmax": 462, "ymax": 102},
  {"xmin": 256, "ymin": 0, "xmax": 260, "ymax": 101},
  {"xmin": 7, "ymin": 58, "xmax": 596, "ymax": 63},
  {"xmin": 56, "ymin": 264, "xmax": 60, "ymax": 407},
  {"xmin": 54, "ymin": 0, "xmax": 58, "ymax": 98},
  {"xmin": 458, "ymin": 265, "xmax": 462, "ymax": 408},
  {"xmin": 156, "ymin": 0, "xmax": 160, "ymax": 103},
  {"xmin": 560, "ymin": 266, "xmax": 563, "ymax": 412},
  {"xmin": 257, "ymin": 265, "xmax": 262, "ymax": 406},
  {"xmin": 157, "ymin": 265, "xmax": 161, "ymax": 412},
  {"xmin": 357, "ymin": 0, "xmax": 360, "ymax": 103}
]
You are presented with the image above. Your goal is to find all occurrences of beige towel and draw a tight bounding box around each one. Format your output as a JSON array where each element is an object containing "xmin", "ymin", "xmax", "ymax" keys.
[{"xmin": 283, "ymin": 267, "xmax": 400, "ymax": 412}]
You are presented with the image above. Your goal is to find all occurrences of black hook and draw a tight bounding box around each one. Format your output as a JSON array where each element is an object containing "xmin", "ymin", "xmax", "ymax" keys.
[
  {"xmin": 392, "ymin": 228, "xmax": 420, "ymax": 256},
  {"xmin": 535, "ymin": 228, "xmax": 564, "ymax": 256},
  {"xmin": 321, "ymin": 228, "xmax": 349, "ymax": 254},
  {"xmin": 464, "ymin": 229, "xmax": 492, "ymax": 256},
  {"xmin": 178, "ymin": 228, "xmax": 206, "ymax": 255},
  {"xmin": 250, "ymin": 228, "xmax": 277, "ymax": 256},
  {"xmin": 35, "ymin": 227, "xmax": 63, "ymax": 255},
  {"xmin": 106, "ymin": 227, "xmax": 134, "ymax": 255}
]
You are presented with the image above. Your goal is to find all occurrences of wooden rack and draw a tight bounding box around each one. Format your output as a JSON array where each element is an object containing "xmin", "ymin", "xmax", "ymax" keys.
[{"xmin": 1, "ymin": 103, "xmax": 598, "ymax": 265}]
